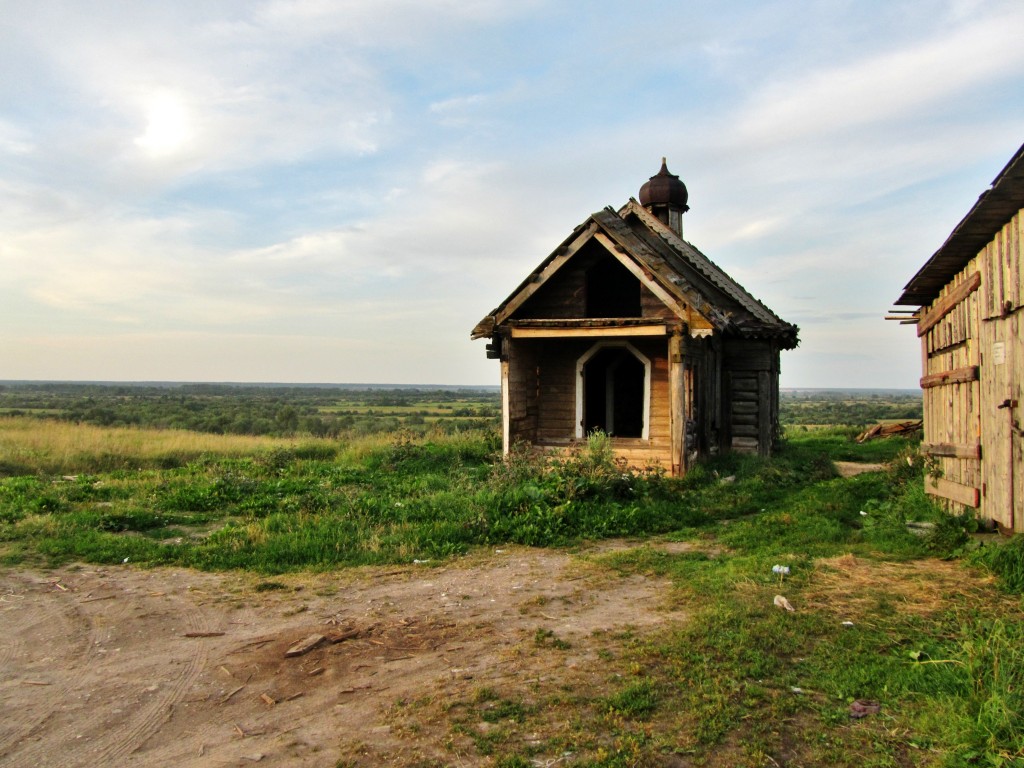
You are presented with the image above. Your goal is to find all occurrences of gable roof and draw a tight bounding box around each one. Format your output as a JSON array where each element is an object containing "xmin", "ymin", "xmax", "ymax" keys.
[
  {"xmin": 472, "ymin": 200, "xmax": 798, "ymax": 349},
  {"xmin": 896, "ymin": 142, "xmax": 1024, "ymax": 306}
]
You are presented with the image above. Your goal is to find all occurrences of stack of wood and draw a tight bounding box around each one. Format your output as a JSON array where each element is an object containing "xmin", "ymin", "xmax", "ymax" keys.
[{"xmin": 855, "ymin": 420, "xmax": 923, "ymax": 443}]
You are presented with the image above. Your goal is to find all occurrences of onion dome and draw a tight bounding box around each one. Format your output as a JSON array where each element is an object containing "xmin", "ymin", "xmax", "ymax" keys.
[{"xmin": 639, "ymin": 158, "xmax": 689, "ymax": 212}]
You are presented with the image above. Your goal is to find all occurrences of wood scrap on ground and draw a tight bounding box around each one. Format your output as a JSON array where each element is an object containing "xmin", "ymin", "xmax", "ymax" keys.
[
  {"xmin": 284, "ymin": 633, "xmax": 325, "ymax": 658},
  {"xmin": 855, "ymin": 420, "xmax": 922, "ymax": 443},
  {"xmin": 327, "ymin": 627, "xmax": 360, "ymax": 643}
]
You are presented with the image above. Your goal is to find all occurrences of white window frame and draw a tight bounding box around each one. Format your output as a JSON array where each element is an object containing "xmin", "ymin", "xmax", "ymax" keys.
[{"xmin": 575, "ymin": 340, "xmax": 651, "ymax": 440}]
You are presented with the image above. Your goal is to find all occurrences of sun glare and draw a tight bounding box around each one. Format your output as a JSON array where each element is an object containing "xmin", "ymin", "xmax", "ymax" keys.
[{"xmin": 135, "ymin": 92, "xmax": 191, "ymax": 155}]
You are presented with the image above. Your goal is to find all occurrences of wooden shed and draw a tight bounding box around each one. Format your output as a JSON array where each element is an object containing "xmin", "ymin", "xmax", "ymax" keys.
[
  {"xmin": 471, "ymin": 161, "xmax": 799, "ymax": 475},
  {"xmin": 894, "ymin": 142, "xmax": 1024, "ymax": 532}
]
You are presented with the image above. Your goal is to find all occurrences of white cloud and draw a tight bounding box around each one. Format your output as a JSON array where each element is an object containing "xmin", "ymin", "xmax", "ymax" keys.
[
  {"xmin": 0, "ymin": 1, "xmax": 1021, "ymax": 386},
  {"xmin": 736, "ymin": 6, "xmax": 1024, "ymax": 147},
  {"xmin": 0, "ymin": 120, "xmax": 34, "ymax": 155}
]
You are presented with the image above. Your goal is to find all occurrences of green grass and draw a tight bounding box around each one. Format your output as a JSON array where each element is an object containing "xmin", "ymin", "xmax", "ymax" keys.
[
  {"xmin": 2, "ymin": 416, "xmax": 1022, "ymax": 767},
  {"xmin": 0, "ymin": 423, "xmax": 943, "ymax": 574}
]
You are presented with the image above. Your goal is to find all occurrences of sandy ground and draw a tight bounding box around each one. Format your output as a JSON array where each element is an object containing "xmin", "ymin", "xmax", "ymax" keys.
[
  {"xmin": 833, "ymin": 461, "xmax": 887, "ymax": 478},
  {"xmin": 0, "ymin": 543, "xmax": 690, "ymax": 767}
]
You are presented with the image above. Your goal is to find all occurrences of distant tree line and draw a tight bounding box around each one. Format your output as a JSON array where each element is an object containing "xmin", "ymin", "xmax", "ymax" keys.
[
  {"xmin": 779, "ymin": 390, "xmax": 922, "ymax": 427},
  {"xmin": 0, "ymin": 383, "xmax": 501, "ymax": 438},
  {"xmin": 0, "ymin": 383, "xmax": 921, "ymax": 437}
]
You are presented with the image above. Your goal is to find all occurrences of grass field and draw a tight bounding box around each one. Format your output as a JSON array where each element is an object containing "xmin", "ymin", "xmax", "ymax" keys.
[{"xmin": 1, "ymin": 386, "xmax": 1022, "ymax": 766}]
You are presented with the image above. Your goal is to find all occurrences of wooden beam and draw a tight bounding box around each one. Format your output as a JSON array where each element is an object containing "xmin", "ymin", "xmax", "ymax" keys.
[
  {"xmin": 592, "ymin": 231, "xmax": 689, "ymax": 319},
  {"xmin": 921, "ymin": 442, "xmax": 982, "ymax": 460},
  {"xmin": 920, "ymin": 365, "xmax": 979, "ymax": 389},
  {"xmin": 917, "ymin": 271, "xmax": 982, "ymax": 337},
  {"xmin": 925, "ymin": 477, "xmax": 980, "ymax": 508},
  {"xmin": 494, "ymin": 223, "xmax": 598, "ymax": 326},
  {"xmin": 509, "ymin": 324, "xmax": 668, "ymax": 339}
]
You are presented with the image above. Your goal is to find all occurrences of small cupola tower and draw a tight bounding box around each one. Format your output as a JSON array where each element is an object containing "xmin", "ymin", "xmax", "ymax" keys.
[{"xmin": 639, "ymin": 158, "xmax": 689, "ymax": 237}]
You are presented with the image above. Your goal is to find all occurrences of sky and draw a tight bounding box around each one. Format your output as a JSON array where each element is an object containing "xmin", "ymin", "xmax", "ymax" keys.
[{"xmin": 1, "ymin": 1, "xmax": 1022, "ymax": 388}]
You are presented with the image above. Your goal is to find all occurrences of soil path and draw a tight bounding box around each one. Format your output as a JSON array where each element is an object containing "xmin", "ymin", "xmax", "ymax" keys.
[
  {"xmin": 833, "ymin": 460, "xmax": 887, "ymax": 478},
  {"xmin": 0, "ymin": 544, "xmax": 688, "ymax": 767}
]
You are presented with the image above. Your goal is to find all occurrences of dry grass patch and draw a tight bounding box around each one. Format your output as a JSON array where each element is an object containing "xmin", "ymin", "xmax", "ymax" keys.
[
  {"xmin": 805, "ymin": 553, "xmax": 1012, "ymax": 621},
  {"xmin": 0, "ymin": 416, "xmax": 295, "ymax": 474}
]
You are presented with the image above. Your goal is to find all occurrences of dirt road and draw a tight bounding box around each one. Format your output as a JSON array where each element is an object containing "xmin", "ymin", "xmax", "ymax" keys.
[{"xmin": 1, "ymin": 545, "xmax": 685, "ymax": 767}]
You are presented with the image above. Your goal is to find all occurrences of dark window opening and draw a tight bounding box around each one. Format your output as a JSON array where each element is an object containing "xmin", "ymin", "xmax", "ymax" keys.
[
  {"xmin": 586, "ymin": 256, "xmax": 641, "ymax": 317},
  {"xmin": 582, "ymin": 347, "xmax": 644, "ymax": 437}
]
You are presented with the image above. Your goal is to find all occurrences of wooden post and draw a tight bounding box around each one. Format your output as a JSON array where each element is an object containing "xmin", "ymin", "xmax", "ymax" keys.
[
  {"xmin": 669, "ymin": 332, "xmax": 686, "ymax": 476},
  {"xmin": 500, "ymin": 359, "xmax": 510, "ymax": 457}
]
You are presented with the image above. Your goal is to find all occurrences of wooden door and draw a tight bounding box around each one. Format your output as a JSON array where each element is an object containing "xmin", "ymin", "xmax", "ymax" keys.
[
  {"xmin": 1013, "ymin": 312, "xmax": 1024, "ymax": 532},
  {"xmin": 981, "ymin": 314, "xmax": 1022, "ymax": 531}
]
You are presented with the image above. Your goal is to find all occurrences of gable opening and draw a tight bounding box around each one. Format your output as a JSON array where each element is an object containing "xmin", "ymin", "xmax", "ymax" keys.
[
  {"xmin": 576, "ymin": 342, "xmax": 651, "ymax": 440},
  {"xmin": 586, "ymin": 255, "xmax": 641, "ymax": 317}
]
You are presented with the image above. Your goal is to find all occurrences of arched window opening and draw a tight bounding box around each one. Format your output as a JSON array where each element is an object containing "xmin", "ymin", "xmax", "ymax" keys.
[{"xmin": 576, "ymin": 342, "xmax": 651, "ymax": 440}]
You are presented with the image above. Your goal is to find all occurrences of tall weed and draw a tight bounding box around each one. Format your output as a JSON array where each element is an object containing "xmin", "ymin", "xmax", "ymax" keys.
[{"xmin": 971, "ymin": 535, "xmax": 1024, "ymax": 593}]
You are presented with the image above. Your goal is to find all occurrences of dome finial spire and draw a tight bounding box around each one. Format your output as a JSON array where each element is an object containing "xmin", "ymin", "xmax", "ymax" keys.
[{"xmin": 638, "ymin": 158, "xmax": 689, "ymax": 237}]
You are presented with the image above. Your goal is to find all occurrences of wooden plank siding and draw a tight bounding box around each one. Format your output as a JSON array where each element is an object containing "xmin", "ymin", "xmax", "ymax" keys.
[
  {"xmin": 518, "ymin": 336, "xmax": 674, "ymax": 469},
  {"xmin": 534, "ymin": 339, "xmax": 585, "ymax": 442},
  {"xmin": 918, "ymin": 208, "xmax": 1024, "ymax": 528},
  {"xmin": 506, "ymin": 339, "xmax": 541, "ymax": 447},
  {"xmin": 920, "ymin": 260, "xmax": 983, "ymax": 514}
]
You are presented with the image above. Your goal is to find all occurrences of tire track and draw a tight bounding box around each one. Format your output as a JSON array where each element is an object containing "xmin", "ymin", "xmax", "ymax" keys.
[
  {"xmin": 0, "ymin": 576, "xmax": 94, "ymax": 768},
  {"xmin": 1, "ymin": 571, "xmax": 212, "ymax": 768},
  {"xmin": 98, "ymin": 593, "xmax": 212, "ymax": 763}
]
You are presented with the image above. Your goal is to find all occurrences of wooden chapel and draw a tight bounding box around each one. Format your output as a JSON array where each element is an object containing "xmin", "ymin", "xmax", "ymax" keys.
[{"xmin": 472, "ymin": 160, "xmax": 799, "ymax": 475}]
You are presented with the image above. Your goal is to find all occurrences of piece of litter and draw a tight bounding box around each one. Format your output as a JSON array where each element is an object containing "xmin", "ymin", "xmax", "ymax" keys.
[
  {"xmin": 773, "ymin": 595, "xmax": 795, "ymax": 612},
  {"xmin": 413, "ymin": 559, "xmax": 431, "ymax": 564},
  {"xmin": 790, "ymin": 687, "xmax": 803, "ymax": 694},
  {"xmin": 841, "ymin": 621, "xmax": 855, "ymax": 628},
  {"xmin": 859, "ymin": 510, "xmax": 867, "ymax": 516},
  {"xmin": 122, "ymin": 558, "xmax": 129, "ymax": 564},
  {"xmin": 849, "ymin": 699, "xmax": 881, "ymax": 718},
  {"xmin": 771, "ymin": 565, "xmax": 790, "ymax": 575}
]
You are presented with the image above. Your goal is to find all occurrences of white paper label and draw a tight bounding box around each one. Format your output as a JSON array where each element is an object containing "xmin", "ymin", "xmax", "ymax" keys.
[{"xmin": 993, "ymin": 342, "xmax": 1006, "ymax": 365}]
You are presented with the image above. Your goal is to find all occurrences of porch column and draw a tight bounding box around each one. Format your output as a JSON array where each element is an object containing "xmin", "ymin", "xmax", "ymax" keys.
[
  {"xmin": 669, "ymin": 331, "xmax": 688, "ymax": 475},
  {"xmin": 500, "ymin": 358, "xmax": 510, "ymax": 457}
]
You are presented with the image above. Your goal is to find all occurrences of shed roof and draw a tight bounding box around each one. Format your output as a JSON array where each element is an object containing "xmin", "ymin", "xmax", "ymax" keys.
[
  {"xmin": 896, "ymin": 142, "xmax": 1024, "ymax": 306},
  {"xmin": 471, "ymin": 200, "xmax": 798, "ymax": 348}
]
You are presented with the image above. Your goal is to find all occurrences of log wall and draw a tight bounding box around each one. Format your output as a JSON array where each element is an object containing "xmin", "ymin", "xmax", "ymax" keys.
[{"xmin": 722, "ymin": 339, "xmax": 779, "ymax": 456}]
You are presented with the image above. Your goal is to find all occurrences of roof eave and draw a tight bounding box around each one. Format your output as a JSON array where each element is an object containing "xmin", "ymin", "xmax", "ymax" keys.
[{"xmin": 896, "ymin": 141, "xmax": 1024, "ymax": 306}]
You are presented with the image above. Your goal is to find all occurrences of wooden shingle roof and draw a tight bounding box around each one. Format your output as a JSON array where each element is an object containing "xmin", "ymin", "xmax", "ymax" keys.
[
  {"xmin": 472, "ymin": 200, "xmax": 799, "ymax": 349},
  {"xmin": 896, "ymin": 142, "xmax": 1024, "ymax": 306}
]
